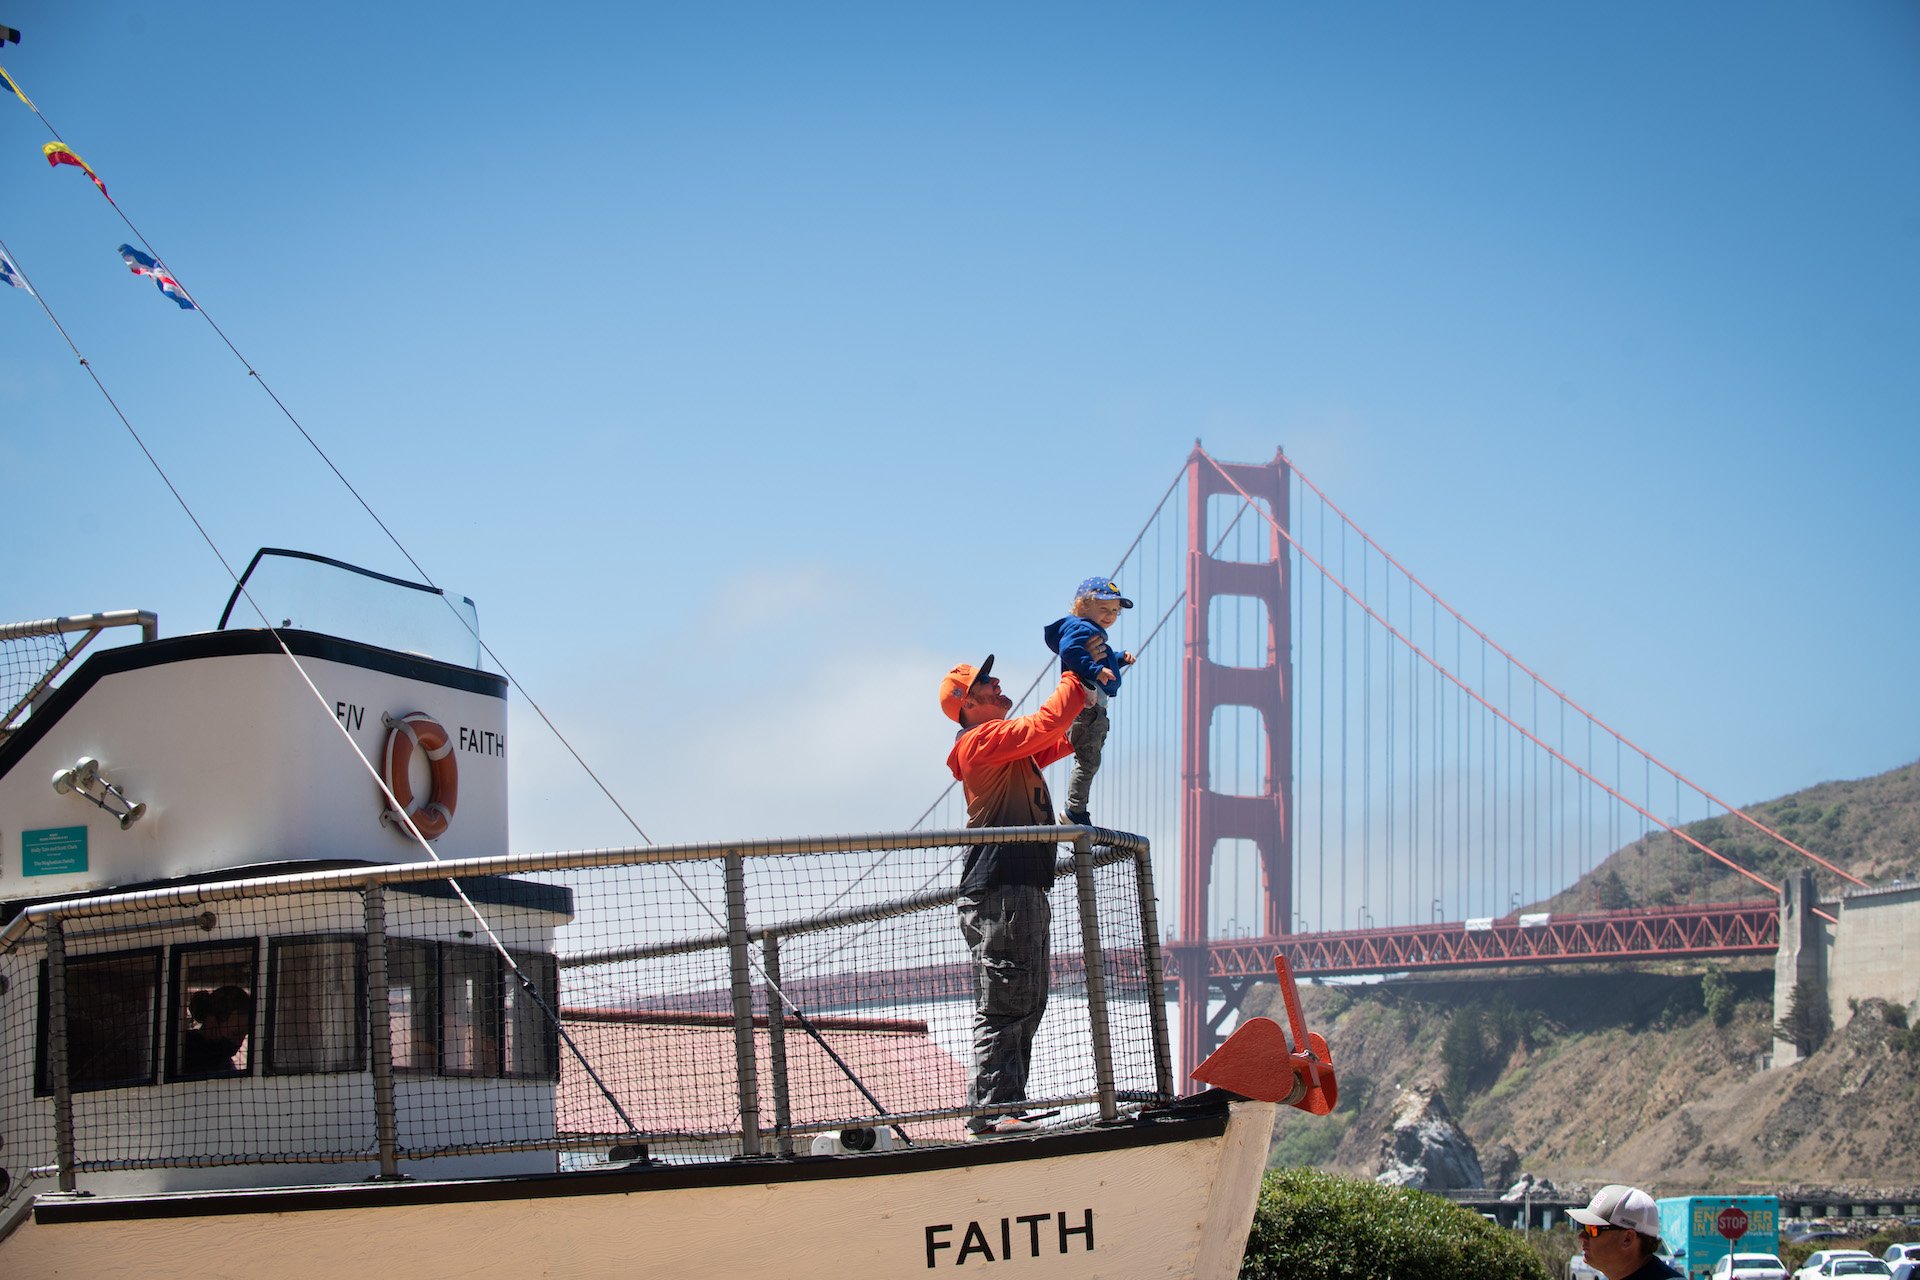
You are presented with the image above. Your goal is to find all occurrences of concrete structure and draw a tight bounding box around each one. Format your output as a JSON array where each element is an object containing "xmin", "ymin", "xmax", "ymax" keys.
[
  {"xmin": 1827, "ymin": 878, "xmax": 1920, "ymax": 1018},
  {"xmin": 1772, "ymin": 869, "xmax": 1920, "ymax": 1066},
  {"xmin": 1772, "ymin": 871, "xmax": 1831, "ymax": 1066}
]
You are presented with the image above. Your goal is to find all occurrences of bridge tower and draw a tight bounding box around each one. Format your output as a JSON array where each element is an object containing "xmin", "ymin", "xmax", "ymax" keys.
[{"xmin": 1173, "ymin": 444, "xmax": 1293, "ymax": 1081}]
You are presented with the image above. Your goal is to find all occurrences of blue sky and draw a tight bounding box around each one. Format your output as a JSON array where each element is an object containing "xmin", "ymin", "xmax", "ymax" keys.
[{"xmin": 3, "ymin": 2, "xmax": 1916, "ymax": 863}]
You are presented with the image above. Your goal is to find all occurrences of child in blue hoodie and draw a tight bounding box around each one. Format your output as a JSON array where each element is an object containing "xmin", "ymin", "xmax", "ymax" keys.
[{"xmin": 1043, "ymin": 576, "xmax": 1135, "ymax": 826}]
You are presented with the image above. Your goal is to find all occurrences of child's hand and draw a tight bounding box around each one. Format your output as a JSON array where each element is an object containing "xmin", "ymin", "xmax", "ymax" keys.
[
  {"xmin": 1122, "ymin": 651, "xmax": 1136, "ymax": 666},
  {"xmin": 1096, "ymin": 668, "xmax": 1115, "ymax": 685}
]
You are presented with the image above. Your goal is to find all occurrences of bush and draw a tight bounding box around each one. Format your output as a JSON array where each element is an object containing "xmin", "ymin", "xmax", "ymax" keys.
[
  {"xmin": 1702, "ymin": 967, "xmax": 1736, "ymax": 1027},
  {"xmin": 1241, "ymin": 1167, "xmax": 1552, "ymax": 1280},
  {"xmin": 1774, "ymin": 976, "xmax": 1832, "ymax": 1055}
]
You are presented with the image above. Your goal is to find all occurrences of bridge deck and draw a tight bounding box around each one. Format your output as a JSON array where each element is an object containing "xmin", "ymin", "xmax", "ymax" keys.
[{"xmin": 1185, "ymin": 900, "xmax": 1779, "ymax": 983}]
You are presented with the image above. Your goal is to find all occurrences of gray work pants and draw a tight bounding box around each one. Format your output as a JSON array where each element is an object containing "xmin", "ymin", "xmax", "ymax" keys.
[
  {"xmin": 956, "ymin": 884, "xmax": 1051, "ymax": 1131},
  {"xmin": 1065, "ymin": 698, "xmax": 1110, "ymax": 818}
]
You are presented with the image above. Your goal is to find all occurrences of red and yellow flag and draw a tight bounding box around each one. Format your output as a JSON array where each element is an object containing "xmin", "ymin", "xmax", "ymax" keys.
[{"xmin": 44, "ymin": 141, "xmax": 111, "ymax": 201}]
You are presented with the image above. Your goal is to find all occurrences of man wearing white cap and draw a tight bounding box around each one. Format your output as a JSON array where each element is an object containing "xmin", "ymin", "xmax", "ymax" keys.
[{"xmin": 1569, "ymin": 1184, "xmax": 1678, "ymax": 1280}]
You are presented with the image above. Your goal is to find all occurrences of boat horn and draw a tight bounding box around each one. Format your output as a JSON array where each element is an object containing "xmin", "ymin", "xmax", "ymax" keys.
[{"xmin": 51, "ymin": 756, "xmax": 148, "ymax": 829}]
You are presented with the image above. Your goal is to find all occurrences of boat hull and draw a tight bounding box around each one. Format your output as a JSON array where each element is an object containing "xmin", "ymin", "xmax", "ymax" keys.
[{"xmin": 3, "ymin": 1101, "xmax": 1275, "ymax": 1278}]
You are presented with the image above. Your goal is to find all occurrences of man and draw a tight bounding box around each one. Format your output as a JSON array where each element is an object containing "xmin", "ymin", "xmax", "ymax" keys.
[
  {"xmin": 939, "ymin": 653, "xmax": 1086, "ymax": 1139},
  {"xmin": 1569, "ymin": 1184, "xmax": 1679, "ymax": 1280}
]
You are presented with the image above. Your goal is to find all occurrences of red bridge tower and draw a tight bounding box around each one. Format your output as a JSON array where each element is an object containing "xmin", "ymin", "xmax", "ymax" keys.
[{"xmin": 1174, "ymin": 445, "xmax": 1293, "ymax": 1081}]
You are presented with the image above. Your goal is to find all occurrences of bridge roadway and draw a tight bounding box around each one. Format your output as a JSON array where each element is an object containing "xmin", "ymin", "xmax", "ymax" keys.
[
  {"xmin": 640, "ymin": 901, "xmax": 1782, "ymax": 1015},
  {"xmin": 1189, "ymin": 899, "xmax": 1780, "ymax": 982}
]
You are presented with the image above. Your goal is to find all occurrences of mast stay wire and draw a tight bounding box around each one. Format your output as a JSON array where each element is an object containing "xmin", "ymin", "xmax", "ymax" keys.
[
  {"xmin": 0, "ymin": 68, "xmax": 900, "ymax": 1142},
  {"xmin": 0, "ymin": 64, "xmax": 656, "ymax": 853},
  {"xmin": 0, "ymin": 232, "xmax": 648, "ymax": 1143}
]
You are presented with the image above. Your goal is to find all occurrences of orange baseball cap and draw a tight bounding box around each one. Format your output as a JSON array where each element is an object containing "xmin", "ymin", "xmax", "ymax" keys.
[{"xmin": 938, "ymin": 654, "xmax": 995, "ymax": 723}]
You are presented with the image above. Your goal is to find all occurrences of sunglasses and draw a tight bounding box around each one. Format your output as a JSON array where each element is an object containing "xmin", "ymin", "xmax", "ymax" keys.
[{"xmin": 1578, "ymin": 1224, "xmax": 1626, "ymax": 1240}]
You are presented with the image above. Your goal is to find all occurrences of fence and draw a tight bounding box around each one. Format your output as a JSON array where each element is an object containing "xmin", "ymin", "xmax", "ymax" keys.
[{"xmin": 0, "ymin": 826, "xmax": 1172, "ymax": 1211}]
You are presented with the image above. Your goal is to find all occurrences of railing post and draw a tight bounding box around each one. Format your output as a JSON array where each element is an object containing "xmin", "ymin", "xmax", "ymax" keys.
[
  {"xmin": 1071, "ymin": 834, "xmax": 1118, "ymax": 1122},
  {"xmin": 46, "ymin": 914, "xmax": 77, "ymax": 1193},
  {"xmin": 723, "ymin": 849, "xmax": 762, "ymax": 1156},
  {"xmin": 762, "ymin": 933, "xmax": 794, "ymax": 1156},
  {"xmin": 363, "ymin": 884, "xmax": 401, "ymax": 1179},
  {"xmin": 1132, "ymin": 847, "xmax": 1175, "ymax": 1100}
]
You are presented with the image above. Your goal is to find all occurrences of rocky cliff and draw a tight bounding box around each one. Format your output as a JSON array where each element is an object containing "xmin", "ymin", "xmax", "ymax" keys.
[{"xmin": 1257, "ymin": 967, "xmax": 1920, "ymax": 1194}]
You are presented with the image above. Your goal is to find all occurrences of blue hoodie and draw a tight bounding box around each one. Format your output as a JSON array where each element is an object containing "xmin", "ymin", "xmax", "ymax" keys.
[{"xmin": 1044, "ymin": 615, "xmax": 1124, "ymax": 697}]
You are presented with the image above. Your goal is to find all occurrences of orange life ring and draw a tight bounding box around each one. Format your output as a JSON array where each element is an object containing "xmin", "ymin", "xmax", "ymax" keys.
[{"xmin": 380, "ymin": 711, "xmax": 459, "ymax": 841}]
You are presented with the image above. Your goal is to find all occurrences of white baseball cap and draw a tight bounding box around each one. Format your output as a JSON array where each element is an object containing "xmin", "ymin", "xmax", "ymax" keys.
[{"xmin": 1569, "ymin": 1184, "xmax": 1661, "ymax": 1238}]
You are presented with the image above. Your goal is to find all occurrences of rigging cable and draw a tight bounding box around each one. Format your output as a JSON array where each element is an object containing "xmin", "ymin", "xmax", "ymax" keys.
[
  {"xmin": 0, "ymin": 64, "xmax": 916, "ymax": 1143},
  {"xmin": 0, "ymin": 62, "xmax": 656, "ymax": 853}
]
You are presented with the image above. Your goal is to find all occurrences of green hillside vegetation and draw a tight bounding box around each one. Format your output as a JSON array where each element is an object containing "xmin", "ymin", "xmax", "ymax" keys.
[{"xmin": 1547, "ymin": 758, "xmax": 1920, "ymax": 912}]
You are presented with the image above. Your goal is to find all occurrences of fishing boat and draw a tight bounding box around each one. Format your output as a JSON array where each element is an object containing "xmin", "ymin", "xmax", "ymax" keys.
[{"xmin": 0, "ymin": 548, "xmax": 1336, "ymax": 1278}]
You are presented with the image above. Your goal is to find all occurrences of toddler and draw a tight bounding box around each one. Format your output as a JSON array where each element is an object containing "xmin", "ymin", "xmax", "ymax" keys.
[{"xmin": 1042, "ymin": 576, "xmax": 1135, "ymax": 826}]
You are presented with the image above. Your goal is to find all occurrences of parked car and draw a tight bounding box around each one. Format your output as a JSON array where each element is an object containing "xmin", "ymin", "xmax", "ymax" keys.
[
  {"xmin": 1712, "ymin": 1253, "xmax": 1788, "ymax": 1280},
  {"xmin": 1795, "ymin": 1252, "xmax": 1880, "ymax": 1280},
  {"xmin": 1889, "ymin": 1263, "xmax": 1920, "ymax": 1280},
  {"xmin": 1795, "ymin": 1231, "xmax": 1854, "ymax": 1245},
  {"xmin": 1827, "ymin": 1263, "xmax": 1892, "ymax": 1279},
  {"xmin": 1884, "ymin": 1246, "xmax": 1920, "ymax": 1267}
]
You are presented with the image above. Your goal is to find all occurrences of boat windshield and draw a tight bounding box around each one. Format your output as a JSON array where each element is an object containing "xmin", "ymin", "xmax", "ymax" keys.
[{"xmin": 217, "ymin": 548, "xmax": 482, "ymax": 669}]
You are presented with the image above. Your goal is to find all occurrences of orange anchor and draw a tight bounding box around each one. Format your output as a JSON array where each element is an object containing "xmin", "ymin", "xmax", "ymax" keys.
[{"xmin": 1189, "ymin": 954, "xmax": 1337, "ymax": 1115}]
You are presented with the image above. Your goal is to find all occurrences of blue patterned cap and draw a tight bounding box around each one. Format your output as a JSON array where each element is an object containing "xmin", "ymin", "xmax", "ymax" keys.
[{"xmin": 1073, "ymin": 577, "xmax": 1133, "ymax": 608}]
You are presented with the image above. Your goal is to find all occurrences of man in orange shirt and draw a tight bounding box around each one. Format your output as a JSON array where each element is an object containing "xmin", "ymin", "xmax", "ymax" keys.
[{"xmin": 939, "ymin": 654, "xmax": 1086, "ymax": 1138}]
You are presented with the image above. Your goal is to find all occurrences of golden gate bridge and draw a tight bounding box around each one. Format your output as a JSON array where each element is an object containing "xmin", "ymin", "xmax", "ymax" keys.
[{"xmin": 908, "ymin": 443, "xmax": 1864, "ymax": 1080}]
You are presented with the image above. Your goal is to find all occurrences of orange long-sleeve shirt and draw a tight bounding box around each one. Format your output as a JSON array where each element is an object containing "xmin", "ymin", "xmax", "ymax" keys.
[{"xmin": 945, "ymin": 671, "xmax": 1086, "ymax": 894}]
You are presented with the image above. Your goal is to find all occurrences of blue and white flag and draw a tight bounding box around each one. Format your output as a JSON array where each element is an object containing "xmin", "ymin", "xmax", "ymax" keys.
[
  {"xmin": 118, "ymin": 243, "xmax": 195, "ymax": 310},
  {"xmin": 0, "ymin": 246, "xmax": 31, "ymax": 295}
]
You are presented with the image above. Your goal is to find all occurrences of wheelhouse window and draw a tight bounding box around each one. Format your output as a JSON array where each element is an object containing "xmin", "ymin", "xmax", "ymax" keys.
[
  {"xmin": 388, "ymin": 938, "xmax": 439, "ymax": 1074},
  {"xmin": 266, "ymin": 936, "xmax": 366, "ymax": 1074},
  {"xmin": 168, "ymin": 941, "xmax": 259, "ymax": 1080},
  {"xmin": 37, "ymin": 948, "xmax": 162, "ymax": 1094},
  {"xmin": 386, "ymin": 940, "xmax": 558, "ymax": 1080},
  {"xmin": 442, "ymin": 943, "xmax": 503, "ymax": 1077},
  {"xmin": 502, "ymin": 951, "xmax": 559, "ymax": 1080}
]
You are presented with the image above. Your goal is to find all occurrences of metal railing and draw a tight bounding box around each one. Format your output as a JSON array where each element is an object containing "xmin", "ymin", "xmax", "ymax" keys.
[
  {"xmin": 1, "ymin": 610, "xmax": 158, "ymax": 738},
  {"xmin": 5, "ymin": 825, "xmax": 1173, "ymax": 1193}
]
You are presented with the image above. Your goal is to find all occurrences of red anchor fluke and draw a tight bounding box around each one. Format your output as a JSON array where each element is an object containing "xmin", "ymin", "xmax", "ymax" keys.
[{"xmin": 1189, "ymin": 954, "xmax": 1337, "ymax": 1115}]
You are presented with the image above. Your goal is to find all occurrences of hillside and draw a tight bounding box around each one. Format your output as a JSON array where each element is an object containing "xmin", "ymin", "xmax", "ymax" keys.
[
  {"xmin": 1256, "ymin": 757, "xmax": 1920, "ymax": 1193},
  {"xmin": 1546, "ymin": 758, "xmax": 1920, "ymax": 912},
  {"xmin": 1258, "ymin": 968, "xmax": 1920, "ymax": 1193}
]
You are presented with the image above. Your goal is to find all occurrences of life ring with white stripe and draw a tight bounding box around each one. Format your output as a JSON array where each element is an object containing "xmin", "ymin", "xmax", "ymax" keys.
[{"xmin": 380, "ymin": 711, "xmax": 458, "ymax": 842}]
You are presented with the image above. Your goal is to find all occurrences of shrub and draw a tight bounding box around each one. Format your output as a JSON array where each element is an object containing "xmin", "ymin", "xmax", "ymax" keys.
[
  {"xmin": 1241, "ymin": 1167, "xmax": 1552, "ymax": 1280},
  {"xmin": 1443, "ymin": 1005, "xmax": 1488, "ymax": 1097},
  {"xmin": 1702, "ymin": 967, "xmax": 1736, "ymax": 1027},
  {"xmin": 1774, "ymin": 976, "xmax": 1832, "ymax": 1055}
]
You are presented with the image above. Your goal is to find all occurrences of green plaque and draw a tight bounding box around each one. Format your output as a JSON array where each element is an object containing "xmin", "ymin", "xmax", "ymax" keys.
[{"xmin": 23, "ymin": 825, "xmax": 88, "ymax": 876}]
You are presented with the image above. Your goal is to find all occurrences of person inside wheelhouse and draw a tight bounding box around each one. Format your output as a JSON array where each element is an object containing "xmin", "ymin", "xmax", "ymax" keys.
[{"xmin": 179, "ymin": 985, "xmax": 253, "ymax": 1075}]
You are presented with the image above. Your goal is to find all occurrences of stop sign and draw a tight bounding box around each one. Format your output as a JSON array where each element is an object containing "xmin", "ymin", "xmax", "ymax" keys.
[{"xmin": 1717, "ymin": 1207, "xmax": 1750, "ymax": 1240}]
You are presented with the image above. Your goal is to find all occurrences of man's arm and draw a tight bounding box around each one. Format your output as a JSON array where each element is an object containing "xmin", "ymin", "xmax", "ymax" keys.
[{"xmin": 957, "ymin": 672, "xmax": 1086, "ymax": 769}]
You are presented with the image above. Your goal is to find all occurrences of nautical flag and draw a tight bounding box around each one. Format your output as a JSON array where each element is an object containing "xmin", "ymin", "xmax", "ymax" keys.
[
  {"xmin": 44, "ymin": 141, "xmax": 111, "ymax": 201},
  {"xmin": 0, "ymin": 247, "xmax": 32, "ymax": 295},
  {"xmin": 118, "ymin": 244, "xmax": 196, "ymax": 310},
  {"xmin": 0, "ymin": 64, "xmax": 33, "ymax": 110}
]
